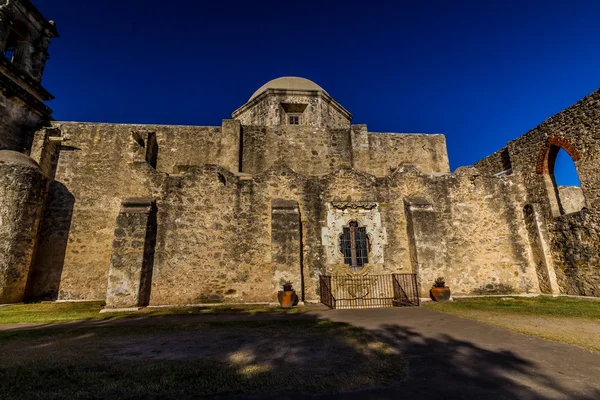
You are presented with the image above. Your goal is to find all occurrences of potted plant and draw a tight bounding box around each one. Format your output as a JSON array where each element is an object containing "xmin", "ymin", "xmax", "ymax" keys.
[
  {"xmin": 277, "ymin": 281, "xmax": 298, "ymax": 308},
  {"xmin": 430, "ymin": 277, "xmax": 451, "ymax": 302}
]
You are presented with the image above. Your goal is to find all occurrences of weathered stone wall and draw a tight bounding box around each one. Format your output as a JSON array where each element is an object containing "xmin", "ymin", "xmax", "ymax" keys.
[
  {"xmin": 242, "ymin": 125, "xmax": 449, "ymax": 176},
  {"xmin": 475, "ymin": 88, "xmax": 600, "ymax": 296},
  {"xmin": 27, "ymin": 122, "xmax": 161, "ymax": 300},
  {"xmin": 233, "ymin": 92, "xmax": 351, "ymax": 129},
  {"xmin": 473, "ymin": 147, "xmax": 512, "ymax": 175},
  {"xmin": 0, "ymin": 150, "xmax": 45, "ymax": 303},
  {"xmin": 351, "ymin": 125, "xmax": 450, "ymax": 175},
  {"xmin": 435, "ymin": 169, "xmax": 536, "ymax": 295},
  {"xmin": 20, "ymin": 107, "xmax": 551, "ymax": 305},
  {"xmin": 557, "ymin": 186, "xmax": 586, "ymax": 214},
  {"xmin": 0, "ymin": 92, "xmax": 44, "ymax": 152},
  {"xmin": 105, "ymin": 199, "xmax": 156, "ymax": 309},
  {"xmin": 271, "ymin": 199, "xmax": 302, "ymax": 296},
  {"xmin": 241, "ymin": 125, "xmax": 353, "ymax": 175},
  {"xmin": 25, "ymin": 128, "xmax": 540, "ymax": 304}
]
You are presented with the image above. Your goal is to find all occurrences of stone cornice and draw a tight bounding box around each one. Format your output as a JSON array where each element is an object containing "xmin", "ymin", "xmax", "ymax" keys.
[{"xmin": 331, "ymin": 201, "xmax": 378, "ymax": 210}]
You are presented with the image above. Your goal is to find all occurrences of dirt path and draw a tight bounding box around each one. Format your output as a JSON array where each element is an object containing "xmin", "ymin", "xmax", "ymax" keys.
[{"xmin": 436, "ymin": 310, "xmax": 600, "ymax": 352}]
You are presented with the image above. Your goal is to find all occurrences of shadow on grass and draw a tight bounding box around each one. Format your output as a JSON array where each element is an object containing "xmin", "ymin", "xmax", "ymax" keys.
[
  {"xmin": 0, "ymin": 316, "xmax": 402, "ymax": 399},
  {"xmin": 1, "ymin": 313, "xmax": 599, "ymax": 399},
  {"xmin": 351, "ymin": 323, "xmax": 600, "ymax": 400}
]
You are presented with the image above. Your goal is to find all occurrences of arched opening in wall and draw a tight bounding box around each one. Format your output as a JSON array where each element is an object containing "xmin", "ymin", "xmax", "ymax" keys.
[
  {"xmin": 537, "ymin": 137, "xmax": 587, "ymax": 216},
  {"xmin": 3, "ymin": 21, "xmax": 31, "ymax": 67},
  {"xmin": 553, "ymin": 148, "xmax": 586, "ymax": 214}
]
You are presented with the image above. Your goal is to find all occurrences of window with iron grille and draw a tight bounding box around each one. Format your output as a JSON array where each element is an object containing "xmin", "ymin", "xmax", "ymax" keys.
[{"xmin": 340, "ymin": 221, "xmax": 369, "ymax": 270}]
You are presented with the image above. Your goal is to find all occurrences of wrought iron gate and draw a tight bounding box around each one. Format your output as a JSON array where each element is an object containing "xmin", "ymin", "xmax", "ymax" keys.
[{"xmin": 319, "ymin": 274, "xmax": 420, "ymax": 309}]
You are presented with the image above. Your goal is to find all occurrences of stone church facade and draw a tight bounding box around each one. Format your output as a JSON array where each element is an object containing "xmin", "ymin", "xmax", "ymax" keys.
[{"xmin": 0, "ymin": 0, "xmax": 598, "ymax": 308}]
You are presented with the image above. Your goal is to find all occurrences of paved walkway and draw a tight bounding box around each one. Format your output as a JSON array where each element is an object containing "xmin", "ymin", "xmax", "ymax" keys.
[
  {"xmin": 225, "ymin": 307, "xmax": 600, "ymax": 400},
  {"xmin": 2, "ymin": 307, "xmax": 600, "ymax": 399}
]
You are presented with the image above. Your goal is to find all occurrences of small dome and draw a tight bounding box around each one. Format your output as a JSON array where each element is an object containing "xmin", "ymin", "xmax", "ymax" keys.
[
  {"xmin": 0, "ymin": 150, "xmax": 40, "ymax": 170},
  {"xmin": 249, "ymin": 76, "xmax": 328, "ymax": 101}
]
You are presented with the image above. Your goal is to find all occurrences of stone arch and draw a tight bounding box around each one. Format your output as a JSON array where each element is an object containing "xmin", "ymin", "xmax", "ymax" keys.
[
  {"xmin": 536, "ymin": 136, "xmax": 581, "ymax": 175},
  {"xmin": 536, "ymin": 136, "xmax": 585, "ymax": 215}
]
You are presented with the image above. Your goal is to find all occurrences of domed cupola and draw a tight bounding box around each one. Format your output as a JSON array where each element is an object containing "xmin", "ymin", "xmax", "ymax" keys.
[{"xmin": 231, "ymin": 76, "xmax": 352, "ymax": 128}]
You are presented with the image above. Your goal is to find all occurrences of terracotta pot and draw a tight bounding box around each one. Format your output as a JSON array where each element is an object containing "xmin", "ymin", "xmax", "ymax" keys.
[
  {"xmin": 277, "ymin": 290, "xmax": 297, "ymax": 307},
  {"xmin": 430, "ymin": 286, "xmax": 451, "ymax": 302}
]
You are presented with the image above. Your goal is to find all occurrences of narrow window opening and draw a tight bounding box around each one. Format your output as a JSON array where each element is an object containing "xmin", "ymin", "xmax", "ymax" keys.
[
  {"xmin": 288, "ymin": 114, "xmax": 301, "ymax": 125},
  {"xmin": 553, "ymin": 148, "xmax": 586, "ymax": 214},
  {"xmin": 340, "ymin": 221, "xmax": 369, "ymax": 270}
]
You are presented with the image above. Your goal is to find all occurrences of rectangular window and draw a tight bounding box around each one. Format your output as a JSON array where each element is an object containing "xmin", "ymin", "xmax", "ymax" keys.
[{"xmin": 288, "ymin": 114, "xmax": 300, "ymax": 125}]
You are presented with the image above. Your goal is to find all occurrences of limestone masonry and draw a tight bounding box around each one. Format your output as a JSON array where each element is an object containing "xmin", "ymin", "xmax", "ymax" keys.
[{"xmin": 0, "ymin": 0, "xmax": 598, "ymax": 308}]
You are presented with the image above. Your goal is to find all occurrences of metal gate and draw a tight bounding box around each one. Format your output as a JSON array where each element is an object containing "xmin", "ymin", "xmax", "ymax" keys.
[{"xmin": 319, "ymin": 274, "xmax": 420, "ymax": 309}]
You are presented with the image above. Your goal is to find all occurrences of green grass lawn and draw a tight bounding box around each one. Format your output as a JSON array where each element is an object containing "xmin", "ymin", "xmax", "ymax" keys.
[
  {"xmin": 425, "ymin": 296, "xmax": 600, "ymax": 352},
  {"xmin": 0, "ymin": 301, "xmax": 312, "ymax": 324},
  {"xmin": 426, "ymin": 295, "xmax": 600, "ymax": 319},
  {"xmin": 0, "ymin": 318, "xmax": 405, "ymax": 399}
]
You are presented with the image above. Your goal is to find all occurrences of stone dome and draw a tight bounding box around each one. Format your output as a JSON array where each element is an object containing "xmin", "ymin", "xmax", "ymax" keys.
[
  {"xmin": 249, "ymin": 76, "xmax": 328, "ymax": 101},
  {"xmin": 0, "ymin": 150, "xmax": 40, "ymax": 170}
]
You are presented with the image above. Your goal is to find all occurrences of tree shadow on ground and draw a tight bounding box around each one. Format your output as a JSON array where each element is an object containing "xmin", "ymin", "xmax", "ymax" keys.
[
  {"xmin": 1, "ymin": 313, "xmax": 600, "ymax": 399},
  {"xmin": 219, "ymin": 319, "xmax": 600, "ymax": 400},
  {"xmin": 305, "ymin": 323, "xmax": 600, "ymax": 400}
]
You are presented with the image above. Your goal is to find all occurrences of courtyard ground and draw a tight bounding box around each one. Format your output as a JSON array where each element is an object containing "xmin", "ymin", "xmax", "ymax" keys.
[
  {"xmin": 1, "ymin": 300, "xmax": 600, "ymax": 399},
  {"xmin": 0, "ymin": 304, "xmax": 404, "ymax": 399},
  {"xmin": 425, "ymin": 295, "xmax": 600, "ymax": 352}
]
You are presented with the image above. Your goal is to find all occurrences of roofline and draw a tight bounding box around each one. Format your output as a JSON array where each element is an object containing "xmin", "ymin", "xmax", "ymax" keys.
[{"xmin": 231, "ymin": 88, "xmax": 353, "ymax": 121}]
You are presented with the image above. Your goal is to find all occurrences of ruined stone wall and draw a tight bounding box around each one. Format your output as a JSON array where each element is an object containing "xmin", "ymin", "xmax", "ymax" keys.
[
  {"xmin": 473, "ymin": 147, "xmax": 512, "ymax": 175},
  {"xmin": 557, "ymin": 186, "xmax": 586, "ymax": 214},
  {"xmin": 475, "ymin": 89, "xmax": 600, "ymax": 296}
]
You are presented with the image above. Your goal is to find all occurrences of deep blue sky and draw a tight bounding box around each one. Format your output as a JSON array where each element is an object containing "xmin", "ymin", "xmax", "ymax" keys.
[{"xmin": 35, "ymin": 0, "xmax": 598, "ymax": 185}]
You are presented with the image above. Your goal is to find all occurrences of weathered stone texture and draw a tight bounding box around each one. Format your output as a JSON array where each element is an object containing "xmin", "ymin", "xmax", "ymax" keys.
[
  {"xmin": 105, "ymin": 199, "xmax": 156, "ymax": 309},
  {"xmin": 557, "ymin": 186, "xmax": 586, "ymax": 214},
  {"xmin": 0, "ymin": 151, "xmax": 45, "ymax": 303},
  {"xmin": 524, "ymin": 203, "xmax": 560, "ymax": 295},
  {"xmin": 27, "ymin": 122, "xmax": 161, "ymax": 300},
  {"xmin": 0, "ymin": 93, "xmax": 44, "ymax": 152},
  {"xmin": 241, "ymin": 125, "xmax": 353, "ymax": 175},
  {"xmin": 351, "ymin": 127, "xmax": 450, "ymax": 175},
  {"xmin": 271, "ymin": 200, "xmax": 302, "ymax": 297},
  {"xmin": 241, "ymin": 124, "xmax": 449, "ymax": 177},
  {"xmin": 25, "ymin": 119, "xmax": 540, "ymax": 304},
  {"xmin": 233, "ymin": 92, "xmax": 351, "ymax": 129}
]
